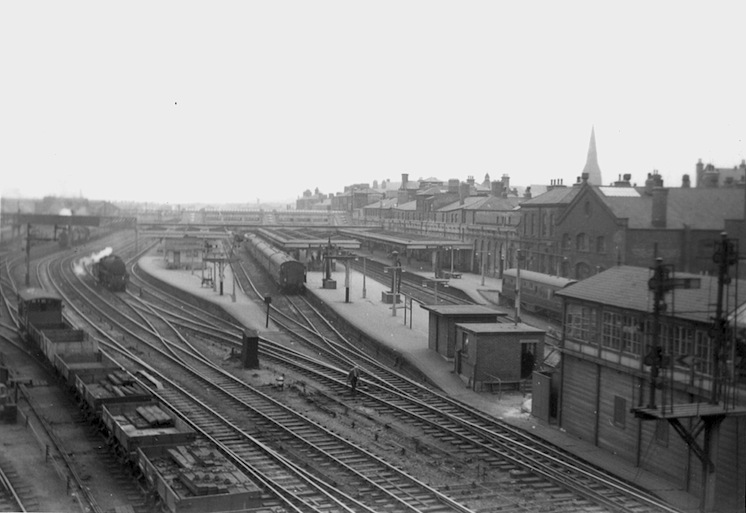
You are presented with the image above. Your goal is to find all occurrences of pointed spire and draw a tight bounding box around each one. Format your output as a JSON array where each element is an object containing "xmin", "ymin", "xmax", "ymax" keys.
[{"xmin": 582, "ymin": 127, "xmax": 603, "ymax": 185}]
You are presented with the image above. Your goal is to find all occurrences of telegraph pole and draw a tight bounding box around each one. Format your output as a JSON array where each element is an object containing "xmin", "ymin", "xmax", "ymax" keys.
[{"xmin": 711, "ymin": 232, "xmax": 738, "ymax": 404}]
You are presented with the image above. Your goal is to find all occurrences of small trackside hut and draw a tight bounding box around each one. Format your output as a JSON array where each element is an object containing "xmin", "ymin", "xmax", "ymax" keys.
[
  {"xmin": 419, "ymin": 304, "xmax": 508, "ymax": 359},
  {"xmin": 453, "ymin": 322, "xmax": 545, "ymax": 393}
]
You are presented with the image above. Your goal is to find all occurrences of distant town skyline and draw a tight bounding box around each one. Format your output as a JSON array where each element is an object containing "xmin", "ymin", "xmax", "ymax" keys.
[{"xmin": 2, "ymin": 2, "xmax": 744, "ymax": 204}]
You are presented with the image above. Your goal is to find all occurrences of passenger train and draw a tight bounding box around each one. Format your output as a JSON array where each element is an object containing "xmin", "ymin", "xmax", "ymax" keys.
[
  {"xmin": 501, "ymin": 268, "xmax": 577, "ymax": 320},
  {"xmin": 244, "ymin": 233, "xmax": 305, "ymax": 293}
]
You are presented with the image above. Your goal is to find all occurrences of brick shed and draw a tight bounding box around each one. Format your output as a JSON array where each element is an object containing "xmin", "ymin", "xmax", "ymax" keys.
[
  {"xmin": 420, "ymin": 304, "xmax": 507, "ymax": 359},
  {"xmin": 454, "ymin": 322, "xmax": 545, "ymax": 391}
]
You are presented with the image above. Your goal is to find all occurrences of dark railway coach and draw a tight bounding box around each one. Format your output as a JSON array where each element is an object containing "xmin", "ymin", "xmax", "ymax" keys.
[
  {"xmin": 501, "ymin": 269, "xmax": 577, "ymax": 320},
  {"xmin": 93, "ymin": 254, "xmax": 129, "ymax": 292},
  {"xmin": 245, "ymin": 234, "xmax": 305, "ymax": 293}
]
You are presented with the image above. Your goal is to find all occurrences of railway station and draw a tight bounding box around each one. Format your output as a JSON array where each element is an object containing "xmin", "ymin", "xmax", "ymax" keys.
[{"xmin": 128, "ymin": 238, "xmax": 702, "ymax": 512}]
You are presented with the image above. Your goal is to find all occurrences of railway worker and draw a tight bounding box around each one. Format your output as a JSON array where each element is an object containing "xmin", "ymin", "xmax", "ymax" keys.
[{"xmin": 347, "ymin": 366, "xmax": 360, "ymax": 397}]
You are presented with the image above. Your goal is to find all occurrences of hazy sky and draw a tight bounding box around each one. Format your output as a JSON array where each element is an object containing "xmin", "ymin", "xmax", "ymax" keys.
[{"xmin": 2, "ymin": 1, "xmax": 744, "ymax": 205}]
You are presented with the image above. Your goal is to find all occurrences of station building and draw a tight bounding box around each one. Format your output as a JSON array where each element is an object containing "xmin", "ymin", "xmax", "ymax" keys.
[{"xmin": 554, "ymin": 265, "xmax": 746, "ymax": 512}]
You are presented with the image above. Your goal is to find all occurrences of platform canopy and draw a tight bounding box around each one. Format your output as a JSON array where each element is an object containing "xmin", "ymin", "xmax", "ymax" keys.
[{"xmin": 16, "ymin": 213, "xmax": 100, "ymax": 227}]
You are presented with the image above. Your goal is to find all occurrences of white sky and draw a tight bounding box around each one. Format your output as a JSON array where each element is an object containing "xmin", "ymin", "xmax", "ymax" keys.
[{"xmin": 2, "ymin": 1, "xmax": 745, "ymax": 205}]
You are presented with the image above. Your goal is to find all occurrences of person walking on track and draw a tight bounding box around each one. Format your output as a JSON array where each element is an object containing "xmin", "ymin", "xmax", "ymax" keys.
[{"xmin": 347, "ymin": 366, "xmax": 360, "ymax": 397}]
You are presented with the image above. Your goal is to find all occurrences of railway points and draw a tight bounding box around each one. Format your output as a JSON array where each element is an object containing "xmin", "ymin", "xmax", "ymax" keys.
[{"xmin": 135, "ymin": 246, "xmax": 699, "ymax": 512}]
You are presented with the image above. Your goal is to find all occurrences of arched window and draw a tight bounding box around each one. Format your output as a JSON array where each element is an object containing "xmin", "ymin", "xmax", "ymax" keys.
[
  {"xmin": 575, "ymin": 262, "xmax": 592, "ymax": 279},
  {"xmin": 562, "ymin": 233, "xmax": 572, "ymax": 250},
  {"xmin": 596, "ymin": 236, "xmax": 606, "ymax": 254},
  {"xmin": 541, "ymin": 213, "xmax": 548, "ymax": 237},
  {"xmin": 576, "ymin": 233, "xmax": 588, "ymax": 252}
]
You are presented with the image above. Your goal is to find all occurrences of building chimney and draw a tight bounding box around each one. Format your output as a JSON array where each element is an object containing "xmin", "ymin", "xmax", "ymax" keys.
[
  {"xmin": 523, "ymin": 186, "xmax": 532, "ymax": 199},
  {"xmin": 448, "ymin": 179, "xmax": 459, "ymax": 193},
  {"xmin": 491, "ymin": 180, "xmax": 504, "ymax": 197},
  {"xmin": 459, "ymin": 183, "xmax": 470, "ymax": 204},
  {"xmin": 651, "ymin": 187, "xmax": 668, "ymax": 228},
  {"xmin": 682, "ymin": 174, "xmax": 691, "ymax": 188},
  {"xmin": 696, "ymin": 159, "xmax": 704, "ymax": 187},
  {"xmin": 613, "ymin": 174, "xmax": 632, "ymax": 187},
  {"xmin": 467, "ymin": 175, "xmax": 475, "ymax": 186},
  {"xmin": 401, "ymin": 173, "xmax": 409, "ymax": 186},
  {"xmin": 501, "ymin": 174, "xmax": 510, "ymax": 191}
]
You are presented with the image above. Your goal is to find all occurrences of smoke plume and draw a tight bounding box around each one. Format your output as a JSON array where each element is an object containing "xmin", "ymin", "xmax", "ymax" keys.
[{"xmin": 73, "ymin": 247, "xmax": 113, "ymax": 276}]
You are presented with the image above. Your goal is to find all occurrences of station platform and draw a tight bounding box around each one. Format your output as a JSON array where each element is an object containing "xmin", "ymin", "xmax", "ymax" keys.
[{"xmin": 137, "ymin": 251, "xmax": 699, "ymax": 512}]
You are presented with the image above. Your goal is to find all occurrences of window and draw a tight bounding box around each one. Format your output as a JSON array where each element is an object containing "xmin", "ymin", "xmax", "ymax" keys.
[
  {"xmin": 576, "ymin": 233, "xmax": 589, "ymax": 252},
  {"xmin": 541, "ymin": 213, "xmax": 548, "ymax": 237},
  {"xmin": 565, "ymin": 303, "xmax": 598, "ymax": 343},
  {"xmin": 596, "ymin": 236, "xmax": 606, "ymax": 254},
  {"xmin": 613, "ymin": 396, "xmax": 626, "ymax": 428},
  {"xmin": 655, "ymin": 420, "xmax": 669, "ymax": 446},
  {"xmin": 462, "ymin": 333, "xmax": 470, "ymax": 356},
  {"xmin": 602, "ymin": 312, "xmax": 642, "ymax": 354},
  {"xmin": 562, "ymin": 233, "xmax": 571, "ymax": 250},
  {"xmin": 694, "ymin": 330, "xmax": 712, "ymax": 375},
  {"xmin": 602, "ymin": 311, "xmax": 622, "ymax": 350}
]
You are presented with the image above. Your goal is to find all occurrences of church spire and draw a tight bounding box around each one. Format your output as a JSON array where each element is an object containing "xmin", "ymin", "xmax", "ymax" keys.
[{"xmin": 582, "ymin": 127, "xmax": 603, "ymax": 185}]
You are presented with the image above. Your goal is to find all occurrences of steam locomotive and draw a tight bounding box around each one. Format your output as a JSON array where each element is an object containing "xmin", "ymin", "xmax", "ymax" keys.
[{"xmin": 92, "ymin": 254, "xmax": 129, "ymax": 292}]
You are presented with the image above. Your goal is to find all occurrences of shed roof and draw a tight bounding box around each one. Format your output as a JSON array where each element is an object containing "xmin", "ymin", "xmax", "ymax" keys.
[
  {"xmin": 17, "ymin": 288, "xmax": 62, "ymax": 302},
  {"xmin": 555, "ymin": 265, "xmax": 746, "ymax": 324},
  {"xmin": 420, "ymin": 304, "xmax": 506, "ymax": 316},
  {"xmin": 456, "ymin": 322, "xmax": 545, "ymax": 334}
]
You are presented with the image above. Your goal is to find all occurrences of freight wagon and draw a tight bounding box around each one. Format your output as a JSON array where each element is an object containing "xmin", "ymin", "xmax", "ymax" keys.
[
  {"xmin": 17, "ymin": 289, "xmax": 97, "ymax": 362},
  {"xmin": 15, "ymin": 288, "xmax": 267, "ymax": 512}
]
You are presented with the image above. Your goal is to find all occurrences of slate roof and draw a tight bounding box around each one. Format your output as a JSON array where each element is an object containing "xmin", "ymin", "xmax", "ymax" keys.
[
  {"xmin": 393, "ymin": 199, "xmax": 418, "ymax": 211},
  {"xmin": 556, "ymin": 265, "xmax": 746, "ymax": 324},
  {"xmin": 362, "ymin": 197, "xmax": 398, "ymax": 210},
  {"xmin": 520, "ymin": 187, "xmax": 580, "ymax": 206},
  {"xmin": 438, "ymin": 196, "xmax": 491, "ymax": 212},
  {"xmin": 600, "ymin": 187, "xmax": 744, "ymax": 230}
]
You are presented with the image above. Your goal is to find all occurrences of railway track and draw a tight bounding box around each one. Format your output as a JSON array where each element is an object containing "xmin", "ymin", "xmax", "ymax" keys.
[
  {"xmin": 4, "ymin": 234, "xmax": 685, "ymax": 512},
  {"xmin": 45, "ymin": 239, "xmax": 478, "ymax": 512}
]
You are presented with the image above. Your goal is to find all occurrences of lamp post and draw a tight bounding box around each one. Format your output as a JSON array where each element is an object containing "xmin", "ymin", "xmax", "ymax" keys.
[
  {"xmin": 422, "ymin": 277, "xmax": 449, "ymax": 304},
  {"xmin": 362, "ymin": 256, "xmax": 367, "ymax": 299},
  {"xmin": 264, "ymin": 296, "xmax": 272, "ymax": 328},
  {"xmin": 476, "ymin": 250, "xmax": 490, "ymax": 286},
  {"xmin": 515, "ymin": 249, "xmax": 525, "ymax": 324},
  {"xmin": 384, "ymin": 251, "xmax": 402, "ymax": 316}
]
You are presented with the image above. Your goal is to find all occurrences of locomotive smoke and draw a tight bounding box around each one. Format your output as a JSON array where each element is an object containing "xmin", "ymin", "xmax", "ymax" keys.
[{"xmin": 73, "ymin": 247, "xmax": 113, "ymax": 276}]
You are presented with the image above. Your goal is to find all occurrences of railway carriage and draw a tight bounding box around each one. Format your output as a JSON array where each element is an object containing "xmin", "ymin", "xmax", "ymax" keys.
[
  {"xmin": 245, "ymin": 234, "xmax": 305, "ymax": 293},
  {"xmin": 501, "ymin": 269, "xmax": 577, "ymax": 320}
]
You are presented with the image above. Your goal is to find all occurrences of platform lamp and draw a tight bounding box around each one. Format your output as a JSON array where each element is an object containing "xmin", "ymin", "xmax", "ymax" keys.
[
  {"xmin": 264, "ymin": 296, "xmax": 272, "ymax": 328},
  {"xmin": 515, "ymin": 249, "xmax": 526, "ymax": 324},
  {"xmin": 355, "ymin": 255, "xmax": 367, "ymax": 299},
  {"xmin": 422, "ymin": 277, "xmax": 449, "ymax": 304},
  {"xmin": 384, "ymin": 251, "xmax": 402, "ymax": 316}
]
